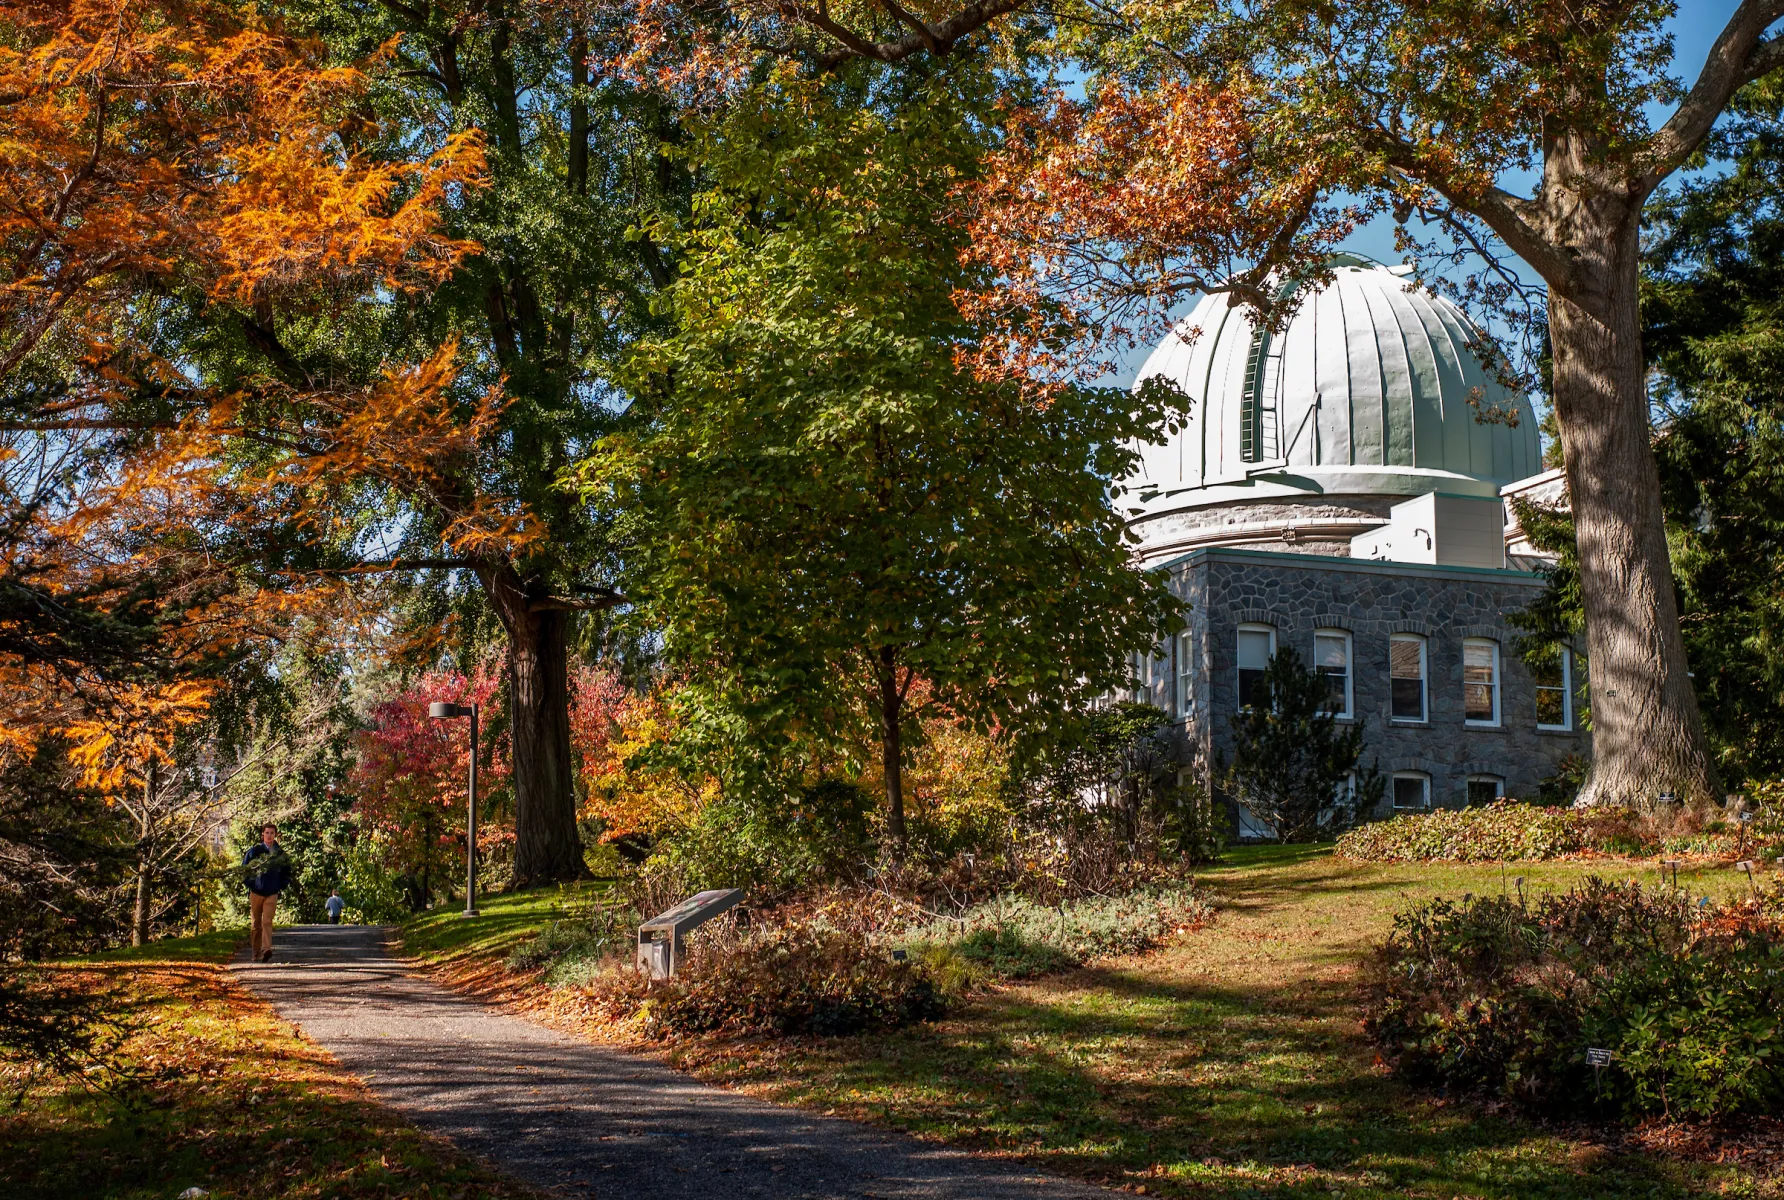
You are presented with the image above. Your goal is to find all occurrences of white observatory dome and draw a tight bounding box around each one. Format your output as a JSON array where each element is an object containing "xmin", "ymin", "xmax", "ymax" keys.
[{"xmin": 1126, "ymin": 255, "xmax": 1541, "ymax": 563}]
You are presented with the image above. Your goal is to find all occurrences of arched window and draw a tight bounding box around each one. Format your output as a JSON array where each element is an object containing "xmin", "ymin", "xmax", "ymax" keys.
[
  {"xmin": 1389, "ymin": 634, "xmax": 1427, "ymax": 722},
  {"xmin": 1236, "ymin": 624, "xmax": 1276, "ymax": 710},
  {"xmin": 1463, "ymin": 638, "xmax": 1500, "ymax": 726}
]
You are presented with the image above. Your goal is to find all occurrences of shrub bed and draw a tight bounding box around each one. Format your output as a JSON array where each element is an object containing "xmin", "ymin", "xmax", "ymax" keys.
[
  {"xmin": 585, "ymin": 928, "xmax": 945, "ymax": 1037},
  {"xmin": 1365, "ymin": 879, "xmax": 1784, "ymax": 1120}
]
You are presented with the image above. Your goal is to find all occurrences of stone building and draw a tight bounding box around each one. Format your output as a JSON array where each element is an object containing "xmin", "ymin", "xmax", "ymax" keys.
[{"xmin": 1121, "ymin": 256, "xmax": 1587, "ymax": 829}]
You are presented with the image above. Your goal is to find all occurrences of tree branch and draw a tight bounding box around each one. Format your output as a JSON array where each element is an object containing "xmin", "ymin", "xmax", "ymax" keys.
[
  {"xmin": 528, "ymin": 590, "xmax": 626, "ymax": 612},
  {"xmin": 301, "ymin": 557, "xmax": 477, "ymax": 576},
  {"xmin": 1381, "ymin": 146, "xmax": 1575, "ymax": 288},
  {"xmin": 1644, "ymin": 0, "xmax": 1784, "ymax": 189},
  {"xmin": 791, "ymin": 0, "xmax": 1027, "ymax": 68}
]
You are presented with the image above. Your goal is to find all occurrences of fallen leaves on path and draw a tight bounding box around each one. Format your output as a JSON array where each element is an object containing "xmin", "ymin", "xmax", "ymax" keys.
[{"xmin": 0, "ymin": 957, "xmax": 543, "ymax": 1200}]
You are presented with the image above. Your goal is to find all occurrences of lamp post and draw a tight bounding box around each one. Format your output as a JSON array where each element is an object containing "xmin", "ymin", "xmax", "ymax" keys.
[{"xmin": 428, "ymin": 701, "xmax": 480, "ymax": 918}]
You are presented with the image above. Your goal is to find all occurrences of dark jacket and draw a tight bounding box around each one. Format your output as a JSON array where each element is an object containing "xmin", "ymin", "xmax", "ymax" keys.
[{"xmin": 244, "ymin": 842, "xmax": 291, "ymax": 896}]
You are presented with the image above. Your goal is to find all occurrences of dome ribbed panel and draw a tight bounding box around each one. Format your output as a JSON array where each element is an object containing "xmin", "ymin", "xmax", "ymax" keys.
[{"xmin": 1129, "ymin": 260, "xmax": 1541, "ymax": 496}]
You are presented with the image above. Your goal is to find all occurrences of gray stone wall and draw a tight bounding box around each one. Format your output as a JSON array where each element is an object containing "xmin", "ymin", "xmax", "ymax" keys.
[{"xmin": 1138, "ymin": 547, "xmax": 1588, "ymax": 822}]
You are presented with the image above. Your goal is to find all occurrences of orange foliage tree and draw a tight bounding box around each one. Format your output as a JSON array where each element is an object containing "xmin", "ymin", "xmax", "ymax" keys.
[{"xmin": 0, "ymin": 0, "xmax": 492, "ymax": 782}]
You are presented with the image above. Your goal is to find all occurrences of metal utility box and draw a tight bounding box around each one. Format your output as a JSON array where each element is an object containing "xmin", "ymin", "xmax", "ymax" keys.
[{"xmin": 636, "ymin": 889, "xmax": 744, "ymax": 979}]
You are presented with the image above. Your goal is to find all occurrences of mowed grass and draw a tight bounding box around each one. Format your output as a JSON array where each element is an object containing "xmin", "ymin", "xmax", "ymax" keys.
[
  {"xmin": 653, "ymin": 846, "xmax": 1767, "ymax": 1199},
  {"xmin": 402, "ymin": 880, "xmax": 614, "ymax": 969},
  {"xmin": 1, "ymin": 931, "xmax": 540, "ymax": 1200}
]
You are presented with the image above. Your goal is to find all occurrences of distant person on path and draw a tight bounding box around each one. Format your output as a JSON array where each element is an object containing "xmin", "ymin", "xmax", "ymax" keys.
[
  {"xmin": 243, "ymin": 823, "xmax": 291, "ymax": 962},
  {"xmin": 325, "ymin": 889, "xmax": 345, "ymax": 925}
]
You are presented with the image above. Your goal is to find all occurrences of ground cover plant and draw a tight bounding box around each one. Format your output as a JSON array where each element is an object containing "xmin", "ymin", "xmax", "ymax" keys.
[
  {"xmin": 900, "ymin": 888, "xmax": 1213, "ymax": 981},
  {"xmin": 1367, "ymin": 878, "xmax": 1784, "ymax": 1121},
  {"xmin": 0, "ymin": 934, "xmax": 540, "ymax": 1200},
  {"xmin": 1334, "ymin": 799, "xmax": 1779, "ymax": 863},
  {"xmin": 606, "ymin": 848, "xmax": 1766, "ymax": 1200}
]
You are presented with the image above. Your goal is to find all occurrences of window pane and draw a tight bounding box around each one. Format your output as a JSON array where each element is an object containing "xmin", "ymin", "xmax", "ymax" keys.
[
  {"xmin": 1464, "ymin": 641, "xmax": 1497, "ymax": 722},
  {"xmin": 1238, "ymin": 629, "xmax": 1273, "ymax": 670},
  {"xmin": 1390, "ymin": 637, "xmax": 1423, "ymax": 679},
  {"xmin": 1467, "ymin": 778, "xmax": 1502, "ymax": 806},
  {"xmin": 1393, "ymin": 776, "xmax": 1428, "ymax": 810},
  {"xmin": 1314, "ymin": 634, "xmax": 1348, "ymax": 714},
  {"xmin": 1239, "ymin": 668, "xmax": 1266, "ymax": 710},
  {"xmin": 1392, "ymin": 678, "xmax": 1425, "ymax": 719},
  {"xmin": 1531, "ymin": 656, "xmax": 1564, "ymax": 689},
  {"xmin": 1536, "ymin": 687, "xmax": 1566, "ymax": 727}
]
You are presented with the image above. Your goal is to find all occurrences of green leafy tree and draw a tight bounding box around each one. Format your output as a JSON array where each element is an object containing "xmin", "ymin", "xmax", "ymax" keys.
[
  {"xmin": 1226, "ymin": 649, "xmax": 1382, "ymax": 843},
  {"xmin": 593, "ymin": 64, "xmax": 1186, "ymax": 855}
]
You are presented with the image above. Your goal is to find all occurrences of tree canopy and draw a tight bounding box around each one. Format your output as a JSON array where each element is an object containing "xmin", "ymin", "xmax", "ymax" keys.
[{"xmin": 592, "ymin": 64, "xmax": 1186, "ymax": 851}]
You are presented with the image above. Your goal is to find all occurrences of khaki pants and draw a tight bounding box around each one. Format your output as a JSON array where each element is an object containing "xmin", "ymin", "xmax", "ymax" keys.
[{"xmin": 250, "ymin": 892, "xmax": 278, "ymax": 958}]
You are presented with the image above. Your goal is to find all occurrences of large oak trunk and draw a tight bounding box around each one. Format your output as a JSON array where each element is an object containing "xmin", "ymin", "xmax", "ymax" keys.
[
  {"xmin": 1545, "ymin": 178, "xmax": 1719, "ymax": 806},
  {"xmin": 484, "ymin": 566, "xmax": 586, "ymax": 886}
]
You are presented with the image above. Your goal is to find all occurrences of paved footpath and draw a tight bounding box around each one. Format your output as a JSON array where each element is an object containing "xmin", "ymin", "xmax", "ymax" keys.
[{"xmin": 231, "ymin": 925, "xmax": 1114, "ymax": 1200}]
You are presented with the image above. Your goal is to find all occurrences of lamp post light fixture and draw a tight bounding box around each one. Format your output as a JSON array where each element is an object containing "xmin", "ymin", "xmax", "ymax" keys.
[{"xmin": 428, "ymin": 701, "xmax": 480, "ymax": 918}]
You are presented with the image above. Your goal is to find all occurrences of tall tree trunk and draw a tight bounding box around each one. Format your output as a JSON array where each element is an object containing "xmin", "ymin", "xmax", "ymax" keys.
[
  {"xmin": 1545, "ymin": 175, "xmax": 1720, "ymax": 807},
  {"xmin": 132, "ymin": 854, "xmax": 150, "ymax": 947},
  {"xmin": 568, "ymin": 30, "xmax": 588, "ymax": 198},
  {"xmin": 875, "ymin": 648, "xmax": 907, "ymax": 858},
  {"xmin": 132, "ymin": 767, "xmax": 154, "ymax": 946},
  {"xmin": 485, "ymin": 564, "xmax": 585, "ymax": 885}
]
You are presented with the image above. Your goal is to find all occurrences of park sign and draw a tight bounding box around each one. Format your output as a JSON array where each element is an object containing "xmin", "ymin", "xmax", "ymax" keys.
[{"xmin": 636, "ymin": 889, "xmax": 744, "ymax": 979}]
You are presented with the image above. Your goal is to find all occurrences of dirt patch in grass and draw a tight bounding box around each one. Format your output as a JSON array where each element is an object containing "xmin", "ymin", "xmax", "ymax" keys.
[{"xmin": 1, "ymin": 944, "xmax": 541, "ymax": 1200}]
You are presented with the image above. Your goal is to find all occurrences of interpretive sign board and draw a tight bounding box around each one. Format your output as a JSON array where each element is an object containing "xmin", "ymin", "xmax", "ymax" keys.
[{"xmin": 636, "ymin": 889, "xmax": 744, "ymax": 979}]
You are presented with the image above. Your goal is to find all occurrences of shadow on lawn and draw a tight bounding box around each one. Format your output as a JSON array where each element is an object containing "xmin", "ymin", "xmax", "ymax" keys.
[{"xmin": 782, "ymin": 969, "xmax": 1688, "ymax": 1200}]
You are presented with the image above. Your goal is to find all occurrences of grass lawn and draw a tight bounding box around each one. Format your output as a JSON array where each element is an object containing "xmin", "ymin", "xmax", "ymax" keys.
[
  {"xmin": 1, "ymin": 930, "xmax": 541, "ymax": 1200},
  {"xmin": 402, "ymin": 880, "xmax": 613, "ymax": 969},
  {"xmin": 623, "ymin": 847, "xmax": 1767, "ymax": 1200}
]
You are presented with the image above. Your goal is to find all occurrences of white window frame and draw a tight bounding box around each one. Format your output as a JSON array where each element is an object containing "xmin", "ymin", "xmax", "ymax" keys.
[
  {"xmin": 1176, "ymin": 629, "xmax": 1194, "ymax": 718},
  {"xmin": 1465, "ymin": 774, "xmax": 1505, "ymax": 806},
  {"xmin": 1236, "ymin": 623, "xmax": 1277, "ymax": 711},
  {"xmin": 1535, "ymin": 646, "xmax": 1574, "ymax": 731},
  {"xmin": 1388, "ymin": 634, "xmax": 1428, "ymax": 723},
  {"xmin": 1462, "ymin": 638, "xmax": 1501, "ymax": 728},
  {"xmin": 1313, "ymin": 628, "xmax": 1353, "ymax": 719},
  {"xmin": 1392, "ymin": 771, "xmax": 1432, "ymax": 811}
]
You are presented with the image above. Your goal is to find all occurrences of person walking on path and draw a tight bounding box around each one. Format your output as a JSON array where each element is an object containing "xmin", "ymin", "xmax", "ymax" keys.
[
  {"xmin": 243, "ymin": 824, "xmax": 291, "ymax": 962},
  {"xmin": 325, "ymin": 889, "xmax": 345, "ymax": 925}
]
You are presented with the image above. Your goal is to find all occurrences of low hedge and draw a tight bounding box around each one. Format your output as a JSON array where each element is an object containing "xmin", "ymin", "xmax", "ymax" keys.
[
  {"xmin": 1366, "ymin": 879, "xmax": 1784, "ymax": 1121},
  {"xmin": 586, "ymin": 927, "xmax": 945, "ymax": 1038},
  {"xmin": 1335, "ymin": 800, "xmax": 1605, "ymax": 862}
]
